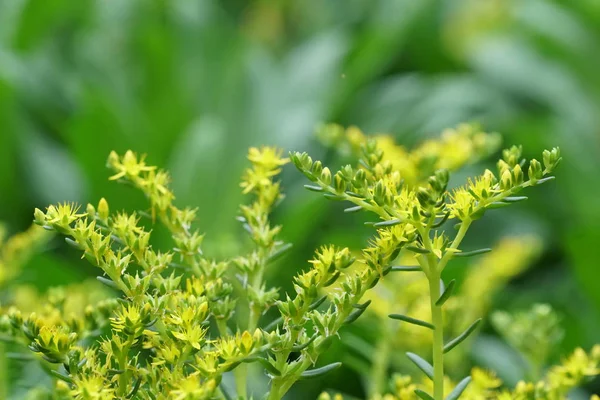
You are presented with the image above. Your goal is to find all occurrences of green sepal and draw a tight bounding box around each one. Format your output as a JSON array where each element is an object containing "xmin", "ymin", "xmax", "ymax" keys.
[
  {"xmin": 299, "ymin": 362, "xmax": 342, "ymax": 380},
  {"xmin": 406, "ymin": 352, "xmax": 433, "ymax": 380},
  {"xmin": 443, "ymin": 318, "xmax": 482, "ymax": 354},
  {"xmin": 454, "ymin": 248, "xmax": 492, "ymax": 258},
  {"xmin": 389, "ymin": 314, "xmax": 434, "ymax": 330},
  {"xmin": 415, "ymin": 389, "xmax": 435, "ymax": 400},
  {"xmin": 445, "ymin": 376, "xmax": 472, "ymax": 400},
  {"xmin": 436, "ymin": 279, "xmax": 456, "ymax": 306}
]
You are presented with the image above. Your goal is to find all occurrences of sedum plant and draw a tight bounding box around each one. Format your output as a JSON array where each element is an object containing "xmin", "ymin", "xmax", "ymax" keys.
[
  {"xmin": 291, "ymin": 124, "xmax": 563, "ymax": 400},
  {"xmin": 0, "ymin": 122, "xmax": 586, "ymax": 400}
]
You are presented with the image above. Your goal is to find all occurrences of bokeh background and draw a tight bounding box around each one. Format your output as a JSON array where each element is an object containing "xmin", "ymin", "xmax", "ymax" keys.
[{"xmin": 1, "ymin": 0, "xmax": 599, "ymax": 398}]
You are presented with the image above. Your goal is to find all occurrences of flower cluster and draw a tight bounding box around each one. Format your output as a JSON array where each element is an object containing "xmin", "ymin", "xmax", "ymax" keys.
[
  {"xmin": 319, "ymin": 345, "xmax": 600, "ymax": 400},
  {"xmin": 292, "ymin": 123, "xmax": 563, "ymax": 399}
]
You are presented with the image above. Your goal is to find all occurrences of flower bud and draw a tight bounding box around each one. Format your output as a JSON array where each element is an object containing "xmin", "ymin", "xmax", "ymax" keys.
[
  {"xmin": 98, "ymin": 198, "xmax": 109, "ymax": 221},
  {"xmin": 320, "ymin": 167, "xmax": 332, "ymax": 185},
  {"xmin": 512, "ymin": 164, "xmax": 524, "ymax": 185},
  {"xmin": 528, "ymin": 159, "xmax": 543, "ymax": 181},
  {"xmin": 33, "ymin": 208, "xmax": 46, "ymax": 226},
  {"xmin": 500, "ymin": 170, "xmax": 512, "ymax": 191}
]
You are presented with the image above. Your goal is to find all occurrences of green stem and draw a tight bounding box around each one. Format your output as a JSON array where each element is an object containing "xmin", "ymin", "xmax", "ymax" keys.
[
  {"xmin": 429, "ymin": 273, "xmax": 444, "ymax": 400},
  {"xmin": 369, "ymin": 322, "xmax": 392, "ymax": 398},
  {"xmin": 0, "ymin": 343, "xmax": 7, "ymax": 400}
]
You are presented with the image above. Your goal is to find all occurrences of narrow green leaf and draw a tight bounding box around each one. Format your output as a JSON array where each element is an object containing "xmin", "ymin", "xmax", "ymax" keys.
[
  {"xmin": 309, "ymin": 295, "xmax": 328, "ymax": 311},
  {"xmin": 268, "ymin": 243, "xmax": 293, "ymax": 263},
  {"xmin": 255, "ymin": 357, "xmax": 281, "ymax": 376},
  {"xmin": 390, "ymin": 266, "xmax": 421, "ymax": 272},
  {"xmin": 299, "ymin": 362, "xmax": 342, "ymax": 380},
  {"xmin": 126, "ymin": 376, "xmax": 143, "ymax": 399},
  {"xmin": 488, "ymin": 202, "xmax": 510, "ymax": 209},
  {"xmin": 323, "ymin": 194, "xmax": 345, "ymax": 201},
  {"xmin": 444, "ymin": 319, "xmax": 482, "ymax": 353},
  {"xmin": 345, "ymin": 301, "xmax": 371, "ymax": 324},
  {"xmin": 353, "ymin": 300, "xmax": 372, "ymax": 310},
  {"xmin": 445, "ymin": 376, "xmax": 472, "ymax": 400},
  {"xmin": 415, "ymin": 389, "xmax": 435, "ymax": 400},
  {"xmin": 389, "ymin": 314, "xmax": 434, "ymax": 330},
  {"xmin": 407, "ymin": 246, "xmax": 430, "ymax": 254},
  {"xmin": 304, "ymin": 184, "xmax": 323, "ymax": 192},
  {"xmin": 406, "ymin": 352, "xmax": 433, "ymax": 380},
  {"xmin": 344, "ymin": 205, "xmax": 363, "ymax": 213},
  {"xmin": 432, "ymin": 212, "xmax": 451, "ymax": 228},
  {"xmin": 454, "ymin": 248, "xmax": 492, "ymax": 258},
  {"xmin": 374, "ymin": 219, "xmax": 403, "ymax": 227},
  {"xmin": 50, "ymin": 370, "xmax": 74, "ymax": 384},
  {"xmin": 264, "ymin": 316, "xmax": 283, "ymax": 332},
  {"xmin": 345, "ymin": 191, "xmax": 365, "ymax": 198},
  {"xmin": 436, "ymin": 279, "xmax": 456, "ymax": 306},
  {"xmin": 292, "ymin": 336, "xmax": 316, "ymax": 352},
  {"xmin": 96, "ymin": 276, "xmax": 118, "ymax": 289},
  {"xmin": 65, "ymin": 238, "xmax": 82, "ymax": 250},
  {"xmin": 535, "ymin": 176, "xmax": 555, "ymax": 185},
  {"xmin": 502, "ymin": 196, "xmax": 528, "ymax": 203}
]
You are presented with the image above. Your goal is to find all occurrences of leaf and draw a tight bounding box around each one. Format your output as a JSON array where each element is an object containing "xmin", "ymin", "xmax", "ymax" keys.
[
  {"xmin": 454, "ymin": 248, "xmax": 492, "ymax": 258},
  {"xmin": 535, "ymin": 176, "xmax": 555, "ymax": 184},
  {"xmin": 406, "ymin": 352, "xmax": 433, "ymax": 380},
  {"xmin": 407, "ymin": 246, "xmax": 430, "ymax": 254},
  {"xmin": 256, "ymin": 357, "xmax": 281, "ymax": 376},
  {"xmin": 50, "ymin": 370, "xmax": 74, "ymax": 384},
  {"xmin": 344, "ymin": 301, "xmax": 371, "ymax": 324},
  {"xmin": 415, "ymin": 389, "xmax": 435, "ymax": 400},
  {"xmin": 445, "ymin": 376, "xmax": 472, "ymax": 400},
  {"xmin": 436, "ymin": 279, "xmax": 456, "ymax": 306},
  {"xmin": 304, "ymin": 184, "xmax": 324, "ymax": 192},
  {"xmin": 432, "ymin": 212, "xmax": 451, "ymax": 228},
  {"xmin": 389, "ymin": 314, "xmax": 434, "ymax": 330},
  {"xmin": 344, "ymin": 205, "xmax": 363, "ymax": 213},
  {"xmin": 299, "ymin": 362, "xmax": 342, "ymax": 380},
  {"xmin": 96, "ymin": 276, "xmax": 118, "ymax": 289},
  {"xmin": 373, "ymin": 219, "xmax": 403, "ymax": 227},
  {"xmin": 390, "ymin": 265, "xmax": 421, "ymax": 272},
  {"xmin": 502, "ymin": 196, "xmax": 528, "ymax": 203},
  {"xmin": 268, "ymin": 243, "xmax": 293, "ymax": 263},
  {"xmin": 444, "ymin": 319, "xmax": 482, "ymax": 353}
]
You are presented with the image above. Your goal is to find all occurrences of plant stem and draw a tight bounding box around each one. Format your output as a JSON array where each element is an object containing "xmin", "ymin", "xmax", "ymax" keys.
[
  {"xmin": 429, "ymin": 272, "xmax": 444, "ymax": 400},
  {"xmin": 369, "ymin": 321, "xmax": 392, "ymax": 398}
]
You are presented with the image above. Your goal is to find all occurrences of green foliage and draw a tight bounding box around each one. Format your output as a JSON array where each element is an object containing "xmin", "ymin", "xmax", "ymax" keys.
[{"xmin": 2, "ymin": 123, "xmax": 597, "ymax": 400}]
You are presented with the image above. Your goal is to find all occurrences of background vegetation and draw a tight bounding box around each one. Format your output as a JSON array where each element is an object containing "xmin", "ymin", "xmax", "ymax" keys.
[{"xmin": 1, "ymin": 0, "xmax": 599, "ymax": 398}]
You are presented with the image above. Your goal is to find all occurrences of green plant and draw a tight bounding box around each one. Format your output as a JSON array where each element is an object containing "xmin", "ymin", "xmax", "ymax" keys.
[
  {"xmin": 291, "ymin": 124, "xmax": 563, "ymax": 400},
  {"xmin": 0, "ymin": 123, "xmax": 588, "ymax": 400}
]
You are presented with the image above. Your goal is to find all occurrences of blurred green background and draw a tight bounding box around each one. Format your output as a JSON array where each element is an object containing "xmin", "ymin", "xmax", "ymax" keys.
[{"xmin": 1, "ymin": 0, "xmax": 600, "ymax": 398}]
